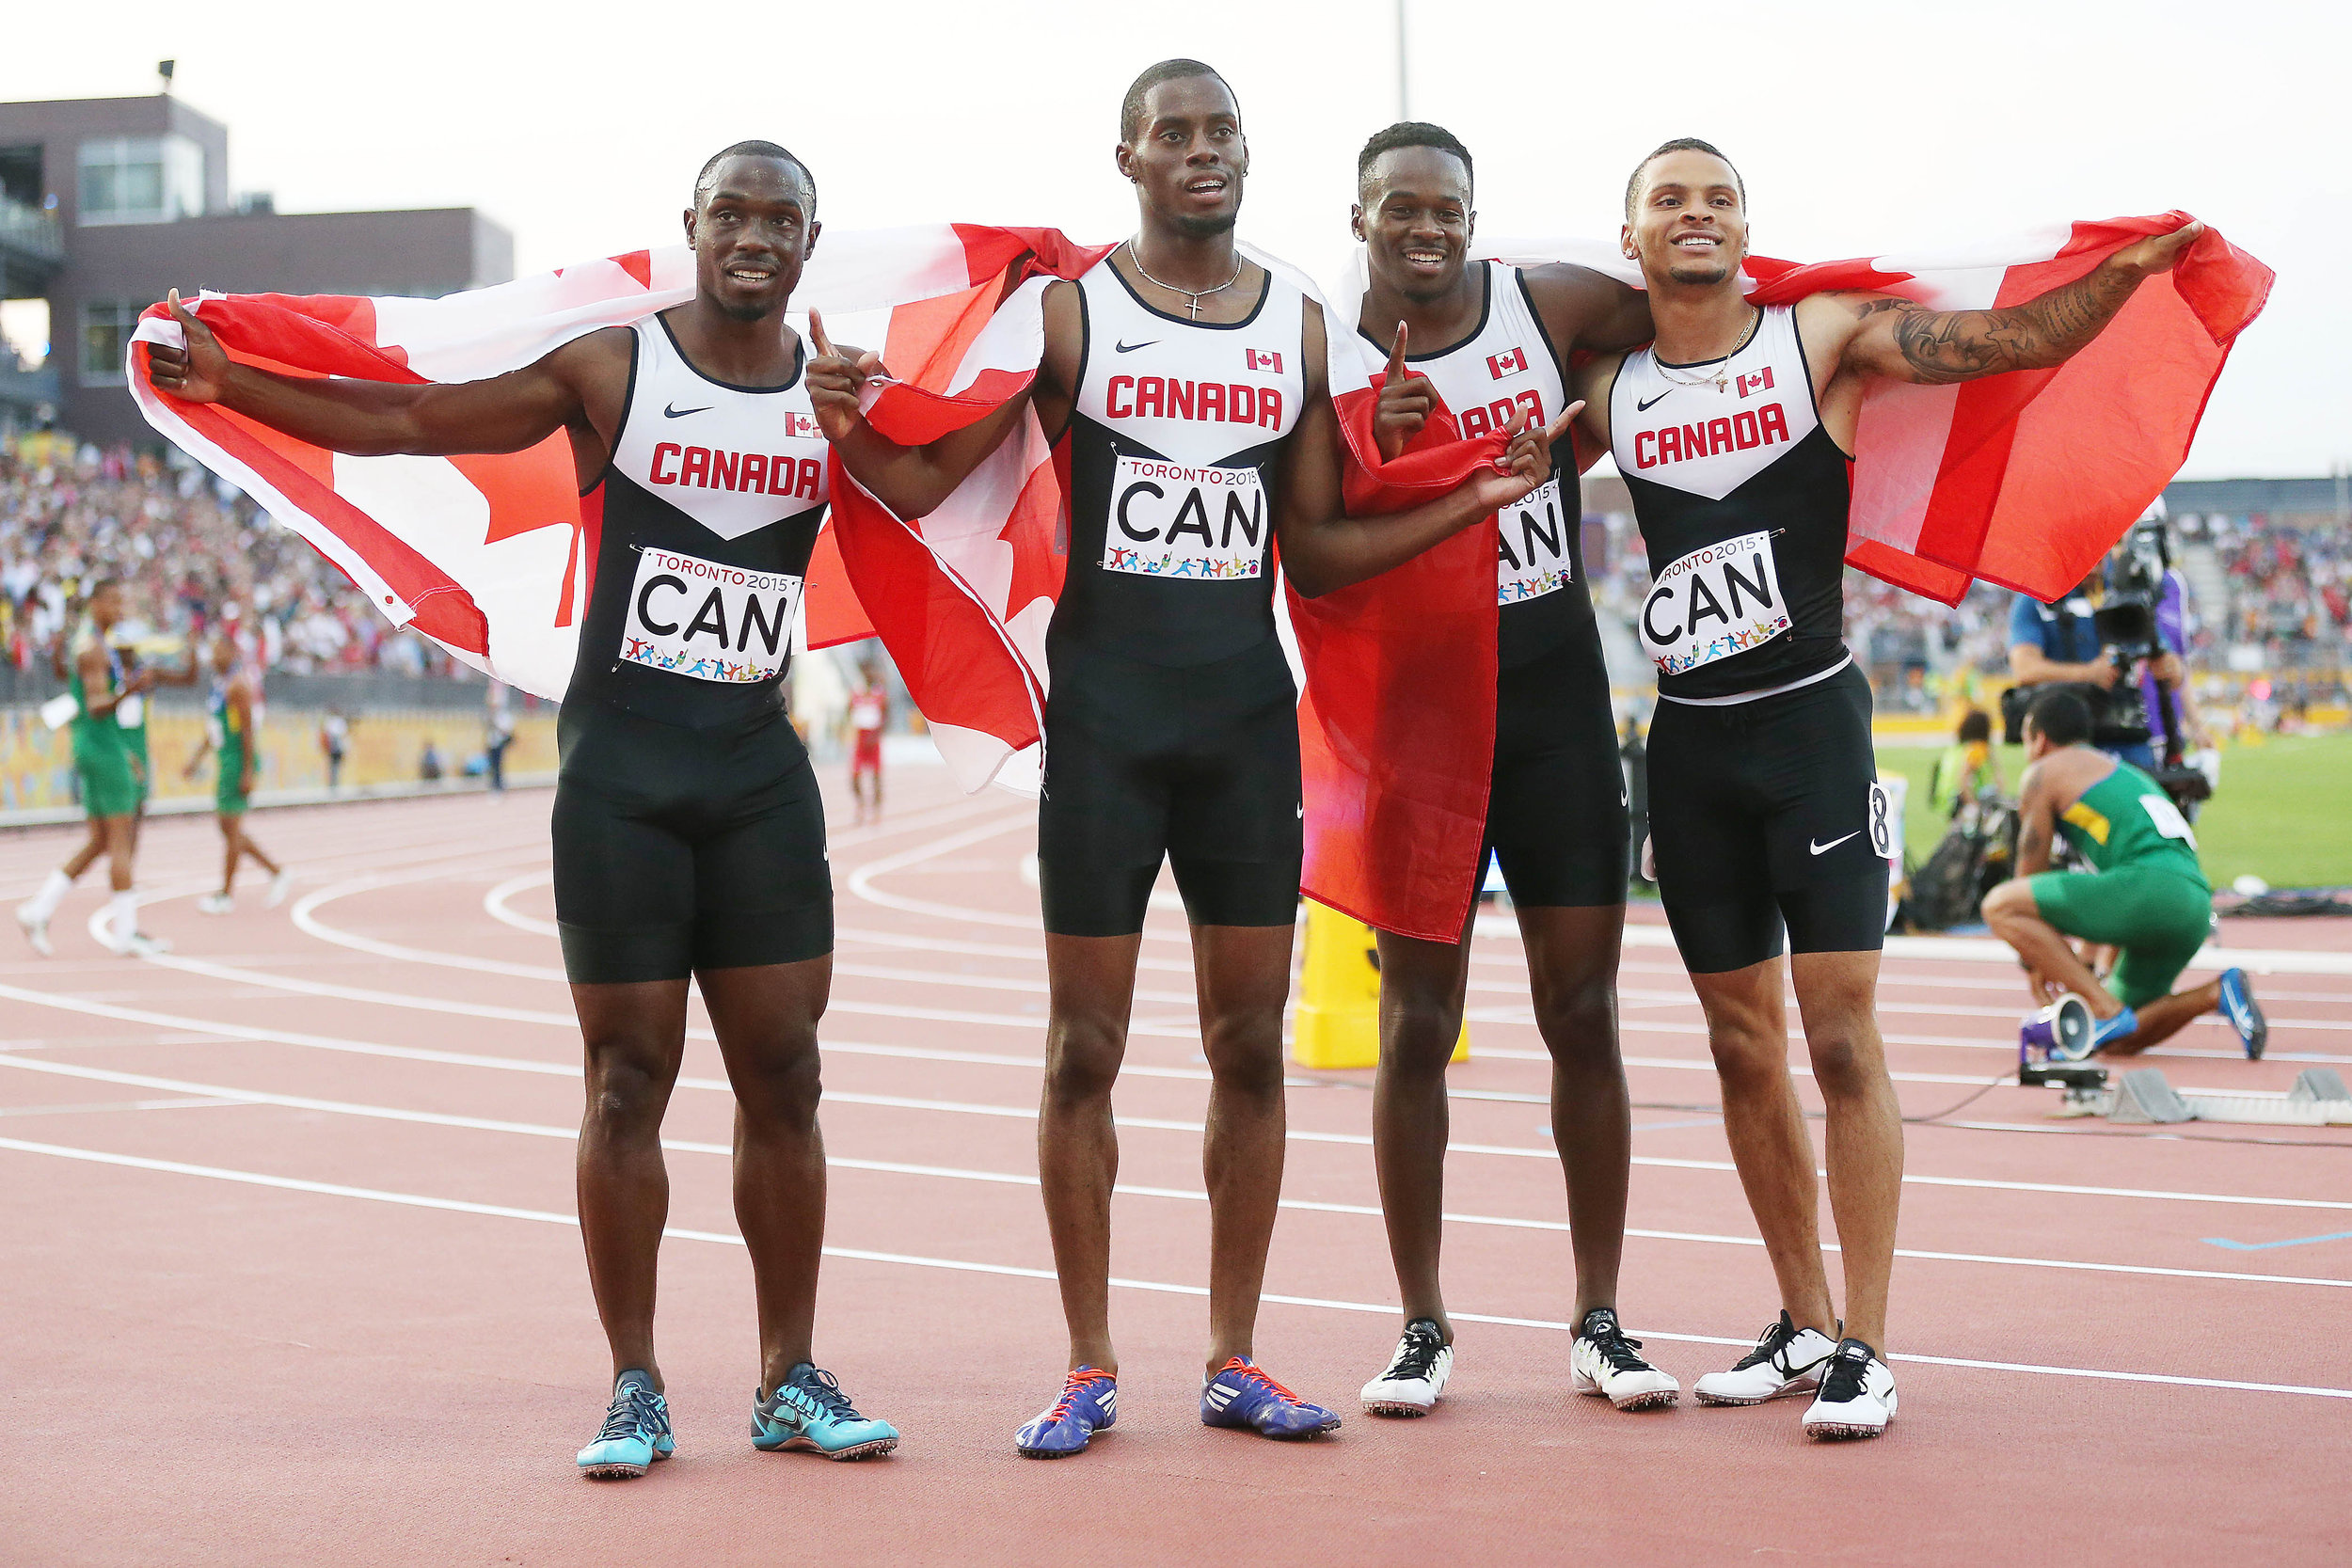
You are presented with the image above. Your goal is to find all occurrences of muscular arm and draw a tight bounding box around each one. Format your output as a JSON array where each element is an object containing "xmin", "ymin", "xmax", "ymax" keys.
[
  {"xmin": 230, "ymin": 683, "xmax": 257, "ymax": 791},
  {"xmin": 1279, "ymin": 301, "xmax": 1564, "ymax": 598},
  {"xmin": 805, "ymin": 282, "xmax": 1081, "ymax": 520},
  {"xmin": 1817, "ymin": 219, "xmax": 2201, "ymax": 387},
  {"xmin": 2015, "ymin": 763, "xmax": 2058, "ymax": 877},
  {"xmin": 1523, "ymin": 262, "xmax": 1653, "ymax": 356},
  {"xmin": 147, "ymin": 292, "xmax": 621, "ymax": 467},
  {"xmin": 2009, "ymin": 641, "xmax": 2116, "ymax": 689}
]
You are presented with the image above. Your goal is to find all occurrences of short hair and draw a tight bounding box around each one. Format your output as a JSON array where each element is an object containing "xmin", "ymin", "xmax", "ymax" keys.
[
  {"xmin": 692, "ymin": 140, "xmax": 815, "ymax": 212},
  {"xmin": 85, "ymin": 577, "xmax": 119, "ymax": 597},
  {"xmin": 1625, "ymin": 136, "xmax": 1744, "ymax": 220},
  {"xmin": 2025, "ymin": 687, "xmax": 2093, "ymax": 748},
  {"xmin": 1120, "ymin": 58, "xmax": 1233, "ymax": 144},
  {"xmin": 1356, "ymin": 121, "xmax": 1473, "ymax": 201},
  {"xmin": 1958, "ymin": 708, "xmax": 1992, "ymax": 745}
]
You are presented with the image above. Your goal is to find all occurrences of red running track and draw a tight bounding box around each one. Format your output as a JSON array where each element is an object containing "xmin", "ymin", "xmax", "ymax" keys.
[{"xmin": 3, "ymin": 766, "xmax": 2347, "ymax": 1565}]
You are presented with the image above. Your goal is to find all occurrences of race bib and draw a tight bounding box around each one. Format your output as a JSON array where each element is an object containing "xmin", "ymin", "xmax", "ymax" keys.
[
  {"xmin": 2140, "ymin": 793, "xmax": 2198, "ymax": 848},
  {"xmin": 115, "ymin": 694, "xmax": 144, "ymax": 729},
  {"xmin": 1102, "ymin": 457, "xmax": 1267, "ymax": 580},
  {"xmin": 1640, "ymin": 530, "xmax": 1792, "ymax": 674},
  {"xmin": 619, "ymin": 546, "xmax": 802, "ymax": 685},
  {"xmin": 1496, "ymin": 477, "xmax": 1572, "ymax": 606}
]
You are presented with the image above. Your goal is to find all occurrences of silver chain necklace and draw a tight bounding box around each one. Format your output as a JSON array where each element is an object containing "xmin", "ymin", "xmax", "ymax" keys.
[
  {"xmin": 1124, "ymin": 241, "xmax": 1243, "ymax": 321},
  {"xmin": 1654, "ymin": 306, "xmax": 1761, "ymax": 393}
]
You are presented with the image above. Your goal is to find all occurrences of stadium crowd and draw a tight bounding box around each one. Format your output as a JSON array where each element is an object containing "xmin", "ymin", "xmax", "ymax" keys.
[
  {"xmin": 0, "ymin": 430, "xmax": 460, "ymax": 676},
  {"xmin": 4, "ymin": 427, "xmax": 2345, "ymax": 704}
]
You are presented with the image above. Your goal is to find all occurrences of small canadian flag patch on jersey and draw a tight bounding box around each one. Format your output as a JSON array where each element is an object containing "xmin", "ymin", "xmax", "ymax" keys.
[
  {"xmin": 1487, "ymin": 347, "xmax": 1529, "ymax": 379},
  {"xmin": 1737, "ymin": 367, "xmax": 1775, "ymax": 399},
  {"xmin": 783, "ymin": 412, "xmax": 822, "ymax": 438},
  {"xmin": 1246, "ymin": 348, "xmax": 1283, "ymax": 372}
]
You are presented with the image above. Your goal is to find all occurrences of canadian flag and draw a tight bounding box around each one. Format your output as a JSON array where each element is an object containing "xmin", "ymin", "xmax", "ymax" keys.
[
  {"xmin": 1295, "ymin": 214, "xmax": 2271, "ymax": 942},
  {"xmin": 1737, "ymin": 366, "xmax": 1775, "ymax": 399},
  {"xmin": 1486, "ymin": 347, "xmax": 1528, "ymax": 379},
  {"xmin": 129, "ymin": 225, "xmax": 1114, "ymax": 791},
  {"xmin": 1246, "ymin": 347, "xmax": 1283, "ymax": 372}
]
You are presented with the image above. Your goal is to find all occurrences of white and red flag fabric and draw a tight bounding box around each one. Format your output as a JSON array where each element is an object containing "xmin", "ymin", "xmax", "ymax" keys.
[
  {"xmin": 1297, "ymin": 214, "xmax": 2272, "ymax": 941},
  {"xmin": 129, "ymin": 225, "xmax": 1110, "ymax": 789}
]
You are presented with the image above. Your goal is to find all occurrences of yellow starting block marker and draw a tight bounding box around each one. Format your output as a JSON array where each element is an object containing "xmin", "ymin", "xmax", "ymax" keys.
[{"xmin": 1293, "ymin": 900, "xmax": 1469, "ymax": 1070}]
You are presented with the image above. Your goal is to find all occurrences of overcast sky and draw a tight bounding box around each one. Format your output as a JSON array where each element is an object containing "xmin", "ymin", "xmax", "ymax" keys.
[{"xmin": 4, "ymin": 0, "xmax": 2341, "ymax": 479}]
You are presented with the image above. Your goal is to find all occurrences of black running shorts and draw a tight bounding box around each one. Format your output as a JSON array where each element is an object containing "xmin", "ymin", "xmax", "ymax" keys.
[
  {"xmin": 1482, "ymin": 640, "xmax": 1629, "ymax": 910},
  {"xmin": 1645, "ymin": 662, "xmax": 1889, "ymax": 974},
  {"xmin": 1038, "ymin": 640, "xmax": 1303, "ymax": 937},
  {"xmin": 551, "ymin": 704, "xmax": 834, "ymax": 983}
]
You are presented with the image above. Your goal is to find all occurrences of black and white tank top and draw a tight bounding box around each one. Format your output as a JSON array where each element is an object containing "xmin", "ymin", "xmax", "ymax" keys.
[
  {"xmin": 1377, "ymin": 261, "xmax": 1596, "ymax": 671},
  {"xmin": 570, "ymin": 311, "xmax": 830, "ymax": 727},
  {"xmin": 1609, "ymin": 304, "xmax": 1852, "ymax": 703},
  {"xmin": 1052, "ymin": 251, "xmax": 1307, "ymax": 669}
]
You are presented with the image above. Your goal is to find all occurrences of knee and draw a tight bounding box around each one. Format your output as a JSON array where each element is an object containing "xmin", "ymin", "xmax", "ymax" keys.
[
  {"xmin": 582, "ymin": 1052, "xmax": 671, "ymax": 1140},
  {"xmin": 1805, "ymin": 1031, "xmax": 1879, "ymax": 1101},
  {"xmin": 1980, "ymin": 879, "xmax": 2032, "ymax": 929},
  {"xmin": 734, "ymin": 1039, "xmax": 823, "ymax": 1130},
  {"xmin": 1044, "ymin": 1019, "xmax": 1125, "ymax": 1106},
  {"xmin": 1531, "ymin": 972, "xmax": 1617, "ymax": 1068},
  {"xmin": 1707, "ymin": 1025, "xmax": 1787, "ymax": 1096},
  {"xmin": 1205, "ymin": 1032, "xmax": 1286, "ymax": 1107},
  {"xmin": 1378, "ymin": 987, "xmax": 1463, "ymax": 1077}
]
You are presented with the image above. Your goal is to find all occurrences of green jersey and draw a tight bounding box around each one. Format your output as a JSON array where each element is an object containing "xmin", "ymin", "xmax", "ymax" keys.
[
  {"xmin": 2057, "ymin": 761, "xmax": 2205, "ymax": 883},
  {"xmin": 68, "ymin": 632, "xmax": 130, "ymax": 761}
]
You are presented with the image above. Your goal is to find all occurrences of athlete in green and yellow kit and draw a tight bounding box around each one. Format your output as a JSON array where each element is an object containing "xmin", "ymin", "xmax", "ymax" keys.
[
  {"xmin": 183, "ymin": 636, "xmax": 289, "ymax": 913},
  {"xmin": 1981, "ymin": 688, "xmax": 2265, "ymax": 1057},
  {"xmin": 13, "ymin": 580, "xmax": 169, "ymax": 957}
]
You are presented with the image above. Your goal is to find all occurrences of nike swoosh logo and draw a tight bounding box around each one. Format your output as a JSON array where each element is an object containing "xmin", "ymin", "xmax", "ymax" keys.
[
  {"xmin": 663, "ymin": 402, "xmax": 710, "ymax": 419},
  {"xmin": 1113, "ymin": 340, "xmax": 1158, "ymax": 354},
  {"xmin": 1809, "ymin": 832, "xmax": 1861, "ymax": 856},
  {"xmin": 1636, "ymin": 390, "xmax": 1674, "ymax": 412}
]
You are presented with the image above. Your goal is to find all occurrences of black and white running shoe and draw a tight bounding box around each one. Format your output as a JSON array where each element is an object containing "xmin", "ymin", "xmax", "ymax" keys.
[
  {"xmin": 1360, "ymin": 1317, "xmax": 1452, "ymax": 1417},
  {"xmin": 1803, "ymin": 1338, "xmax": 1898, "ymax": 1439},
  {"xmin": 1692, "ymin": 1310, "xmax": 1840, "ymax": 1405},
  {"xmin": 1570, "ymin": 1307, "xmax": 1679, "ymax": 1411}
]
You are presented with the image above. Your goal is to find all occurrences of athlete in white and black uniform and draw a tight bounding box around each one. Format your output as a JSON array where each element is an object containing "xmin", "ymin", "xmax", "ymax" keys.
[
  {"xmin": 809, "ymin": 65, "xmax": 1561, "ymax": 1458},
  {"xmin": 148, "ymin": 143, "xmax": 902, "ymax": 1475},
  {"xmin": 1572, "ymin": 137, "xmax": 2202, "ymax": 1440},
  {"xmin": 1340, "ymin": 125, "xmax": 1679, "ymax": 1421},
  {"xmin": 1608, "ymin": 298, "xmax": 1886, "ymax": 971}
]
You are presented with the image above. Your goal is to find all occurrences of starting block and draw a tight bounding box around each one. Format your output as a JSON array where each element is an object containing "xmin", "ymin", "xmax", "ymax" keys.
[
  {"xmin": 2020, "ymin": 1062, "xmax": 2352, "ymax": 1126},
  {"xmin": 1292, "ymin": 901, "xmax": 1468, "ymax": 1070}
]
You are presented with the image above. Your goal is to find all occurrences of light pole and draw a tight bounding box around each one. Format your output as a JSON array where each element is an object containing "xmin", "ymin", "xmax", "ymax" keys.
[{"xmin": 1395, "ymin": 0, "xmax": 1409, "ymax": 121}]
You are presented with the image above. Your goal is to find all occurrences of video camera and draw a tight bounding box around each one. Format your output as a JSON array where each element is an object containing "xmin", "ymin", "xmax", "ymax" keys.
[{"xmin": 2000, "ymin": 513, "xmax": 2212, "ymax": 811}]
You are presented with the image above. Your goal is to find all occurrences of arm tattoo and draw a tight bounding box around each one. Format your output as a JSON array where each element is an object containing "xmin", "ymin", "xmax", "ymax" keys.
[{"xmin": 1855, "ymin": 263, "xmax": 2142, "ymax": 384}]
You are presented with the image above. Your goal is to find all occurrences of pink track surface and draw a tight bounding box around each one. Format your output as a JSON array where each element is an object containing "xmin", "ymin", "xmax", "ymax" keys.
[{"xmin": 4, "ymin": 768, "xmax": 2347, "ymax": 1565}]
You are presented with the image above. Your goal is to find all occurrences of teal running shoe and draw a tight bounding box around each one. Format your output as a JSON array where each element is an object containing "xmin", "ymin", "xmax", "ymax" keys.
[
  {"xmin": 751, "ymin": 1363, "xmax": 899, "ymax": 1461},
  {"xmin": 577, "ymin": 1370, "xmax": 675, "ymax": 1480}
]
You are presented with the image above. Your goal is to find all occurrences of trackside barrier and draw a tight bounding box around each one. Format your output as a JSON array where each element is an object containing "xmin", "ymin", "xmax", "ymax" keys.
[{"xmin": 1292, "ymin": 901, "xmax": 1468, "ymax": 1070}]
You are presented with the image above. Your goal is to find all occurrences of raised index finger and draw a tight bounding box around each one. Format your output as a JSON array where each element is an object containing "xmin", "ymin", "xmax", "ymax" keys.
[
  {"xmin": 807, "ymin": 309, "xmax": 836, "ymax": 359},
  {"xmin": 1385, "ymin": 321, "xmax": 1409, "ymax": 383}
]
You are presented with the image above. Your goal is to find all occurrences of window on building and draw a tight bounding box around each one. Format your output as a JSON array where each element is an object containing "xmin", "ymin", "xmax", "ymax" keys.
[
  {"xmin": 80, "ymin": 301, "xmax": 135, "ymax": 384},
  {"xmin": 76, "ymin": 135, "xmax": 204, "ymax": 224}
]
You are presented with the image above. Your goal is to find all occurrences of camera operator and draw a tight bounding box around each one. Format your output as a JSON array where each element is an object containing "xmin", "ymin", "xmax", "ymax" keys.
[
  {"xmin": 1980, "ymin": 689, "xmax": 2265, "ymax": 1058},
  {"xmin": 2006, "ymin": 513, "xmax": 2215, "ymax": 833}
]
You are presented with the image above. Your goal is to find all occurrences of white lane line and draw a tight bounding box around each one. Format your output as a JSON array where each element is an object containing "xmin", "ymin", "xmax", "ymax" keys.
[
  {"xmin": 4, "ymin": 977, "xmax": 2347, "ymax": 1213},
  {"xmin": 11, "ymin": 1050, "xmax": 2346, "ymax": 1295},
  {"xmin": 0, "ymin": 1096, "xmax": 246, "ymax": 1117},
  {"xmin": 5, "ymin": 1132, "xmax": 2346, "ymax": 1402}
]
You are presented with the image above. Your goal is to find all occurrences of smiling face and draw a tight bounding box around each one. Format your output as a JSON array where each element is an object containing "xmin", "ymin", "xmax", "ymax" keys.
[
  {"xmin": 1117, "ymin": 74, "xmax": 1247, "ymax": 237},
  {"xmin": 1624, "ymin": 148, "xmax": 1747, "ymax": 289},
  {"xmin": 1354, "ymin": 145, "xmax": 1474, "ymax": 305},
  {"xmin": 684, "ymin": 155, "xmax": 819, "ymax": 323}
]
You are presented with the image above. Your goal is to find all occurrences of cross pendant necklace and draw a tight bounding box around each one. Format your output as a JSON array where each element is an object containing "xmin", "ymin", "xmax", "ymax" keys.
[{"xmin": 1125, "ymin": 241, "xmax": 1242, "ymax": 321}]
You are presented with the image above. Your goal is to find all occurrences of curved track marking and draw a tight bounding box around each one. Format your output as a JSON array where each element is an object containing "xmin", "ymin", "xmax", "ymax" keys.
[
  {"xmin": 7, "ymin": 1133, "xmax": 2349, "ymax": 1402},
  {"xmin": 8, "ymin": 1049, "xmax": 2348, "ymax": 1293},
  {"xmin": 2, "ymin": 977, "xmax": 2344, "ymax": 1216}
]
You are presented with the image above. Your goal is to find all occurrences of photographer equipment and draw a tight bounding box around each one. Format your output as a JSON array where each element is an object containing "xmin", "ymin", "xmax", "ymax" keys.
[{"xmin": 2000, "ymin": 514, "xmax": 2212, "ymax": 813}]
